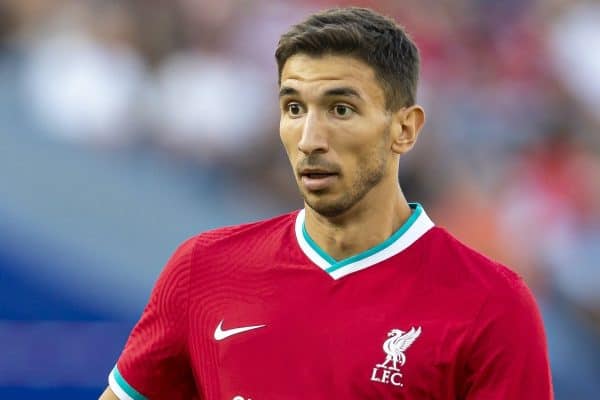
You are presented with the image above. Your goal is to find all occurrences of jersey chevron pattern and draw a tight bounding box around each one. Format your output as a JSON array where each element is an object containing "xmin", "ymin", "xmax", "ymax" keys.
[{"xmin": 109, "ymin": 203, "xmax": 553, "ymax": 399}]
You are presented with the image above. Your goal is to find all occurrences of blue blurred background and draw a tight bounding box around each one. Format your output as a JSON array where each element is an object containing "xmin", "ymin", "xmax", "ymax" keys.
[{"xmin": 1, "ymin": 0, "xmax": 599, "ymax": 399}]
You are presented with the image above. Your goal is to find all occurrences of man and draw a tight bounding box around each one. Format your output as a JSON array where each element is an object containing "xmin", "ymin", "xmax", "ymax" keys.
[{"xmin": 100, "ymin": 7, "xmax": 552, "ymax": 400}]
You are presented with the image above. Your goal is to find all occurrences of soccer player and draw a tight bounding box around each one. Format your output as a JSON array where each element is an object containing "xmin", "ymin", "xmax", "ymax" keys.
[{"xmin": 100, "ymin": 7, "xmax": 553, "ymax": 400}]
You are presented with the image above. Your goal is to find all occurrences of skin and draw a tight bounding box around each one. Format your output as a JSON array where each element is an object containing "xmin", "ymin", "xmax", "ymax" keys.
[
  {"xmin": 279, "ymin": 54, "xmax": 425, "ymax": 260},
  {"xmin": 99, "ymin": 387, "xmax": 118, "ymax": 400},
  {"xmin": 99, "ymin": 53, "xmax": 425, "ymax": 400}
]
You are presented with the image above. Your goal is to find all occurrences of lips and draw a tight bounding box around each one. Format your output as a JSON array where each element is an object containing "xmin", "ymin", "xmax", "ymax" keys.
[
  {"xmin": 299, "ymin": 169, "xmax": 338, "ymax": 191},
  {"xmin": 299, "ymin": 167, "xmax": 337, "ymax": 176},
  {"xmin": 302, "ymin": 172, "xmax": 336, "ymax": 178}
]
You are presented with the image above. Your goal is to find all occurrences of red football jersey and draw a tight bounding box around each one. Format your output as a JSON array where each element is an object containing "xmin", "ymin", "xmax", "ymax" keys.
[{"xmin": 108, "ymin": 203, "xmax": 553, "ymax": 399}]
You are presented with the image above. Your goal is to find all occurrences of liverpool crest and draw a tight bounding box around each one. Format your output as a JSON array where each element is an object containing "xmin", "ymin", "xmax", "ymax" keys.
[{"xmin": 370, "ymin": 326, "xmax": 422, "ymax": 387}]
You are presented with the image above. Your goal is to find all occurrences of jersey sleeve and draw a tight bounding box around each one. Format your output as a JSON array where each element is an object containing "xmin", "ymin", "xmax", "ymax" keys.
[
  {"xmin": 108, "ymin": 237, "xmax": 198, "ymax": 400},
  {"xmin": 460, "ymin": 277, "xmax": 553, "ymax": 399}
]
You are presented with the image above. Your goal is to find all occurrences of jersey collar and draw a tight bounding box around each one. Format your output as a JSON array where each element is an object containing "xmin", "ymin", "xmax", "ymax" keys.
[{"xmin": 294, "ymin": 203, "xmax": 434, "ymax": 280}]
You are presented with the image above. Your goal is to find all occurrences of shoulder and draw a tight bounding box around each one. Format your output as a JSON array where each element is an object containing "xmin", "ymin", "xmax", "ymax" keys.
[
  {"xmin": 430, "ymin": 228, "xmax": 554, "ymax": 397},
  {"xmin": 151, "ymin": 211, "xmax": 299, "ymax": 301},
  {"xmin": 420, "ymin": 226, "xmax": 541, "ymax": 328},
  {"xmin": 423, "ymin": 227, "xmax": 548, "ymax": 358},
  {"xmin": 193, "ymin": 210, "xmax": 297, "ymax": 249},
  {"xmin": 168, "ymin": 211, "xmax": 298, "ymax": 269},
  {"xmin": 423, "ymin": 226, "xmax": 525, "ymax": 297}
]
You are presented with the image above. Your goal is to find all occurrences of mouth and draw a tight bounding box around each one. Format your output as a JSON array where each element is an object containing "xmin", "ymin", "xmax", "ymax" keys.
[
  {"xmin": 301, "ymin": 171, "xmax": 337, "ymax": 178},
  {"xmin": 299, "ymin": 169, "xmax": 339, "ymax": 191}
]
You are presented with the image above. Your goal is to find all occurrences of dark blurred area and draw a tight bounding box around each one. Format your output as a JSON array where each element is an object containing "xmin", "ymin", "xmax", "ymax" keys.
[{"xmin": 0, "ymin": 0, "xmax": 599, "ymax": 398}]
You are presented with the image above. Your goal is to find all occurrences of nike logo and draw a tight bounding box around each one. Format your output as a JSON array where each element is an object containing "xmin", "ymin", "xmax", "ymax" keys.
[{"xmin": 214, "ymin": 320, "xmax": 266, "ymax": 341}]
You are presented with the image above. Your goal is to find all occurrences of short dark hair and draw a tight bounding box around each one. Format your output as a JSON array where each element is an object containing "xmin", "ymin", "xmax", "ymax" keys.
[{"xmin": 275, "ymin": 7, "xmax": 420, "ymax": 110}]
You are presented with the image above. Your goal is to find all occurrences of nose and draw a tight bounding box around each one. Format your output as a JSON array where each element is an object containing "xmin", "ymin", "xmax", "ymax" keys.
[{"xmin": 297, "ymin": 111, "xmax": 328, "ymax": 155}]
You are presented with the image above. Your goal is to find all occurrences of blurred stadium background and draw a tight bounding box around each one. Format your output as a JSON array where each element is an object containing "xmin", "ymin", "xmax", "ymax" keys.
[{"xmin": 0, "ymin": 0, "xmax": 599, "ymax": 398}]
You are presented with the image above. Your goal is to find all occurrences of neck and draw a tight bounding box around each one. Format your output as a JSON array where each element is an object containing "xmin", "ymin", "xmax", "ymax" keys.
[{"xmin": 303, "ymin": 181, "xmax": 412, "ymax": 261}]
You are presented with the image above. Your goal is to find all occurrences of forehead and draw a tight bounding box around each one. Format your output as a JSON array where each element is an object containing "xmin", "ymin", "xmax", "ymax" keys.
[{"xmin": 280, "ymin": 54, "xmax": 385, "ymax": 105}]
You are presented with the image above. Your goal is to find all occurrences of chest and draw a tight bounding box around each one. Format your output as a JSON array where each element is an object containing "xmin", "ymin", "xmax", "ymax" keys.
[{"xmin": 189, "ymin": 267, "xmax": 471, "ymax": 399}]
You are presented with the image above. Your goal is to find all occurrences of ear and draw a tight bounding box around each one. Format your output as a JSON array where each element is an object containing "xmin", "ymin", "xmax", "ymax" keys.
[{"xmin": 390, "ymin": 105, "xmax": 426, "ymax": 155}]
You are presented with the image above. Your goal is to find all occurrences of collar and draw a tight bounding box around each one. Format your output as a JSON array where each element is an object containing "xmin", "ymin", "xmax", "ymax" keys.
[{"xmin": 294, "ymin": 203, "xmax": 434, "ymax": 279}]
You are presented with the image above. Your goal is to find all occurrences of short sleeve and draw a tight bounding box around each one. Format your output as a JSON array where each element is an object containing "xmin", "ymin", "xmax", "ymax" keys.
[
  {"xmin": 461, "ymin": 277, "xmax": 553, "ymax": 399},
  {"xmin": 108, "ymin": 237, "xmax": 198, "ymax": 400}
]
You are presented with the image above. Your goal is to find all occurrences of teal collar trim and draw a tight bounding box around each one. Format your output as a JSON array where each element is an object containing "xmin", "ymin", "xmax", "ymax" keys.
[
  {"xmin": 295, "ymin": 203, "xmax": 434, "ymax": 279},
  {"xmin": 109, "ymin": 365, "xmax": 148, "ymax": 400}
]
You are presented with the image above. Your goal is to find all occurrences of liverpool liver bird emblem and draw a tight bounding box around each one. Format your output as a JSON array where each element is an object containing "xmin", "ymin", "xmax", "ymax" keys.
[{"xmin": 376, "ymin": 326, "xmax": 422, "ymax": 371}]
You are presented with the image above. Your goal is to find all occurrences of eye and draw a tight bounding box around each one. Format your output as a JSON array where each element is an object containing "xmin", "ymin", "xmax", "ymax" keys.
[
  {"xmin": 332, "ymin": 104, "xmax": 354, "ymax": 118},
  {"xmin": 286, "ymin": 102, "xmax": 304, "ymax": 116}
]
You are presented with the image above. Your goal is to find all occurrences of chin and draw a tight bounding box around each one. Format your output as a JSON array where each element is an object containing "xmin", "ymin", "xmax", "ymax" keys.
[{"xmin": 304, "ymin": 196, "xmax": 352, "ymax": 218}]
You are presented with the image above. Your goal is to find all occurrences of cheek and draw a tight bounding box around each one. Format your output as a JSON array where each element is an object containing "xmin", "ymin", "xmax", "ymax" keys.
[
  {"xmin": 279, "ymin": 121, "xmax": 298, "ymax": 160},
  {"xmin": 331, "ymin": 135, "xmax": 366, "ymax": 162},
  {"xmin": 336, "ymin": 133, "xmax": 386, "ymax": 176}
]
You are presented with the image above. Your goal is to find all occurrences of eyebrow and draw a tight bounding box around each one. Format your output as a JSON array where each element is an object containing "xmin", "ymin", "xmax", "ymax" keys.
[
  {"xmin": 323, "ymin": 87, "xmax": 362, "ymax": 99},
  {"xmin": 279, "ymin": 86, "xmax": 362, "ymax": 100},
  {"xmin": 279, "ymin": 86, "xmax": 298, "ymax": 98}
]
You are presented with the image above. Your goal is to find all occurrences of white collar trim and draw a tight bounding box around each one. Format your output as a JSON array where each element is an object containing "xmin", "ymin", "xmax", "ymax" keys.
[{"xmin": 294, "ymin": 203, "xmax": 434, "ymax": 279}]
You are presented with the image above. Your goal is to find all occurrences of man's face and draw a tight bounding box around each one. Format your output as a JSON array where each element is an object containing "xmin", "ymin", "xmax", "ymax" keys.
[{"xmin": 279, "ymin": 54, "xmax": 395, "ymax": 217}]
